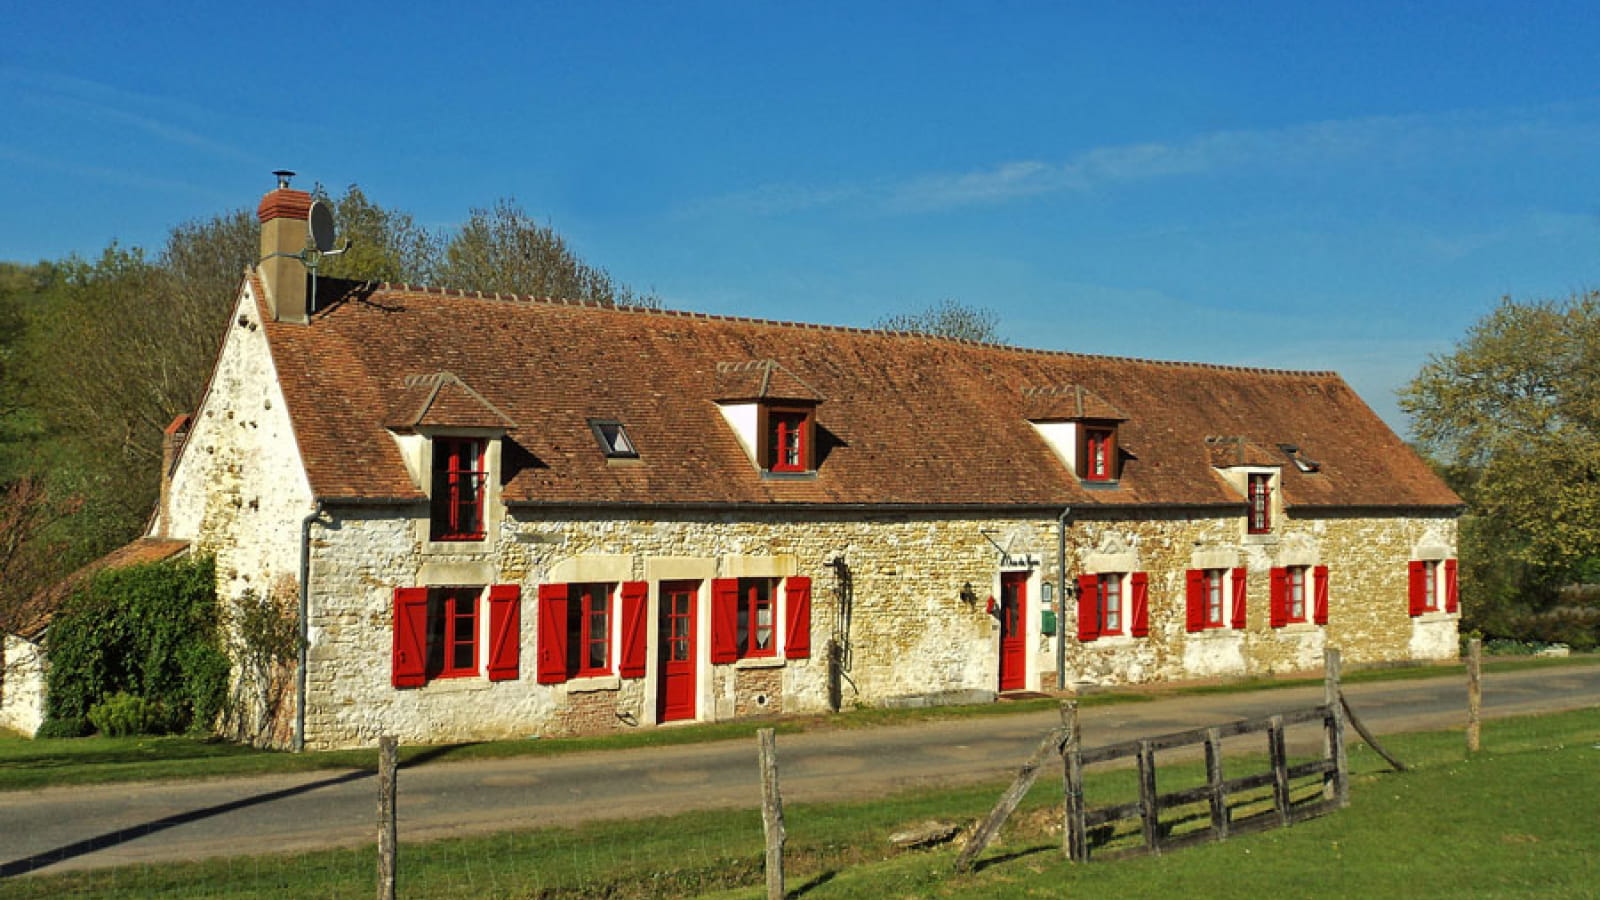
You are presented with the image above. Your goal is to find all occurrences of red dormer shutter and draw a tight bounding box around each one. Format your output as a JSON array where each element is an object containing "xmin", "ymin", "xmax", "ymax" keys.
[
  {"xmin": 1129, "ymin": 572, "xmax": 1150, "ymax": 637},
  {"xmin": 618, "ymin": 581, "xmax": 649, "ymax": 678},
  {"xmin": 1230, "ymin": 567, "xmax": 1248, "ymax": 629},
  {"xmin": 536, "ymin": 583, "xmax": 569, "ymax": 684},
  {"xmin": 785, "ymin": 576, "xmax": 812, "ymax": 659},
  {"xmin": 711, "ymin": 578, "xmax": 739, "ymax": 663},
  {"xmin": 1077, "ymin": 574, "xmax": 1100, "ymax": 641},
  {"xmin": 1408, "ymin": 560, "xmax": 1427, "ymax": 616},
  {"xmin": 1269, "ymin": 567, "xmax": 1288, "ymax": 628},
  {"xmin": 487, "ymin": 584, "xmax": 521, "ymax": 682},
  {"xmin": 392, "ymin": 587, "xmax": 429, "ymax": 688},
  {"xmin": 1185, "ymin": 569, "xmax": 1205, "ymax": 632},
  {"xmin": 1313, "ymin": 566, "xmax": 1330, "ymax": 625},
  {"xmin": 1444, "ymin": 559, "xmax": 1459, "ymax": 613}
]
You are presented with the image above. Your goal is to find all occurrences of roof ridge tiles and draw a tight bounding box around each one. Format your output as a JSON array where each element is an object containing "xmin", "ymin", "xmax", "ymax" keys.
[{"xmin": 364, "ymin": 281, "xmax": 1337, "ymax": 378}]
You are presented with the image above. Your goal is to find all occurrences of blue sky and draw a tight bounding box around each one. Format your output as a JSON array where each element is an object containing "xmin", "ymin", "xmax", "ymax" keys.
[{"xmin": 5, "ymin": 2, "xmax": 1599, "ymax": 430}]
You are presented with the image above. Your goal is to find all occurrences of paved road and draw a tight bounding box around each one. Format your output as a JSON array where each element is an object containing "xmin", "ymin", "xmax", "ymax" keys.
[{"xmin": 3, "ymin": 663, "xmax": 1597, "ymax": 876}]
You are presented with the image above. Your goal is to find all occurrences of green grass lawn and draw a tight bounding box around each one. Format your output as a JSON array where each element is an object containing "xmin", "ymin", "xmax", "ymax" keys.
[
  {"xmin": 3, "ymin": 703, "xmax": 1596, "ymax": 899},
  {"xmin": 0, "ymin": 653, "xmax": 1593, "ymax": 793}
]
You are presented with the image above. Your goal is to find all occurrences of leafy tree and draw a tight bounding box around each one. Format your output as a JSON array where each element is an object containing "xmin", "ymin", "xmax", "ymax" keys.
[
  {"xmin": 1400, "ymin": 292, "xmax": 1600, "ymax": 637},
  {"xmin": 314, "ymin": 184, "xmax": 438, "ymax": 285},
  {"xmin": 873, "ymin": 298, "xmax": 1000, "ymax": 342},
  {"xmin": 436, "ymin": 199, "xmax": 658, "ymax": 306}
]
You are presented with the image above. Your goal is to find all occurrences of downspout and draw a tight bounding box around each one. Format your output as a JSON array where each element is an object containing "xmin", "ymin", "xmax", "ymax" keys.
[
  {"xmin": 1056, "ymin": 507, "xmax": 1072, "ymax": 690},
  {"xmin": 294, "ymin": 500, "xmax": 324, "ymax": 753}
]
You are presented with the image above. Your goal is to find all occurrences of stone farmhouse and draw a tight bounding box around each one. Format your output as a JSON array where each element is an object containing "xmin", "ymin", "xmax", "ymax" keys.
[{"xmin": 14, "ymin": 178, "xmax": 1466, "ymax": 748}]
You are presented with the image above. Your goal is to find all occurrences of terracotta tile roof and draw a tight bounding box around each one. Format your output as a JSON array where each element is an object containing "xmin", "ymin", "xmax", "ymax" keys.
[
  {"xmin": 13, "ymin": 538, "xmax": 190, "ymax": 639},
  {"xmin": 257, "ymin": 280, "xmax": 1462, "ymax": 512},
  {"xmin": 715, "ymin": 359, "xmax": 825, "ymax": 403},
  {"xmin": 1204, "ymin": 436, "xmax": 1285, "ymax": 468},
  {"xmin": 385, "ymin": 372, "xmax": 517, "ymax": 431},
  {"xmin": 1023, "ymin": 384, "xmax": 1128, "ymax": 422}
]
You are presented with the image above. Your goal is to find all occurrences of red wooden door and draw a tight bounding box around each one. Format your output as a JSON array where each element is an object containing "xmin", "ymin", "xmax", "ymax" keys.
[
  {"xmin": 657, "ymin": 581, "xmax": 698, "ymax": 722},
  {"xmin": 999, "ymin": 572, "xmax": 1028, "ymax": 691}
]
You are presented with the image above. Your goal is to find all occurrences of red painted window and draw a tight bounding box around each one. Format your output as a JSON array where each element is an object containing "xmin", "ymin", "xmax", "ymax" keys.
[
  {"xmin": 1247, "ymin": 473, "xmax": 1272, "ymax": 534},
  {"xmin": 566, "ymin": 583, "xmax": 613, "ymax": 677},
  {"xmin": 1083, "ymin": 427, "xmax": 1116, "ymax": 481},
  {"xmin": 767, "ymin": 410, "xmax": 810, "ymax": 472},
  {"xmin": 430, "ymin": 438, "xmax": 487, "ymax": 541},
  {"xmin": 425, "ymin": 586, "xmax": 480, "ymax": 679},
  {"xmin": 738, "ymin": 578, "xmax": 778, "ymax": 657},
  {"xmin": 1286, "ymin": 566, "xmax": 1306, "ymax": 622},
  {"xmin": 1186, "ymin": 569, "xmax": 1228, "ymax": 631},
  {"xmin": 1098, "ymin": 573, "xmax": 1123, "ymax": 635},
  {"xmin": 1271, "ymin": 565, "xmax": 1320, "ymax": 627},
  {"xmin": 1230, "ymin": 567, "xmax": 1248, "ymax": 629}
]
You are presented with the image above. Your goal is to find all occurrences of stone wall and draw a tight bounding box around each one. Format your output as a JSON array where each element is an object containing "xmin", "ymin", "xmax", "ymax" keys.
[
  {"xmin": 0, "ymin": 635, "xmax": 46, "ymax": 736},
  {"xmin": 297, "ymin": 504, "xmax": 1457, "ymax": 749},
  {"xmin": 160, "ymin": 286, "xmax": 314, "ymax": 746}
]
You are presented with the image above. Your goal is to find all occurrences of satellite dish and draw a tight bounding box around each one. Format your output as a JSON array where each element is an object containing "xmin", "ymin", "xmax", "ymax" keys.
[{"xmin": 308, "ymin": 200, "xmax": 338, "ymax": 253}]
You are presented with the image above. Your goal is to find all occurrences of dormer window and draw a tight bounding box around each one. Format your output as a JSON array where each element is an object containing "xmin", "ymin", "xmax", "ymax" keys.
[
  {"xmin": 1082, "ymin": 426, "xmax": 1117, "ymax": 482},
  {"xmin": 766, "ymin": 408, "xmax": 811, "ymax": 473},
  {"xmin": 589, "ymin": 419, "xmax": 639, "ymax": 460},
  {"xmin": 1247, "ymin": 472, "xmax": 1273, "ymax": 534},
  {"xmin": 431, "ymin": 437, "xmax": 487, "ymax": 541}
]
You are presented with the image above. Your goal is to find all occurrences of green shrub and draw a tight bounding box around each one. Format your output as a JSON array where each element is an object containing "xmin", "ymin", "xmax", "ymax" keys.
[
  {"xmin": 87, "ymin": 692, "xmax": 174, "ymax": 737},
  {"xmin": 43, "ymin": 555, "xmax": 229, "ymax": 736},
  {"xmin": 34, "ymin": 716, "xmax": 90, "ymax": 739}
]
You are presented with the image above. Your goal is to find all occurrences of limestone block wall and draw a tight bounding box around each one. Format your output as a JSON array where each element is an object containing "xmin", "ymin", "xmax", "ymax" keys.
[{"xmin": 0, "ymin": 636, "xmax": 46, "ymax": 736}]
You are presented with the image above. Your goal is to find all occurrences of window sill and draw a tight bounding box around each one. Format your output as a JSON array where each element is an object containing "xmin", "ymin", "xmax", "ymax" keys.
[
  {"xmin": 734, "ymin": 656, "xmax": 785, "ymax": 670},
  {"xmin": 1187, "ymin": 627, "xmax": 1240, "ymax": 640},
  {"xmin": 761, "ymin": 470, "xmax": 817, "ymax": 481},
  {"xmin": 1078, "ymin": 480, "xmax": 1121, "ymax": 491},
  {"xmin": 1083, "ymin": 634, "xmax": 1136, "ymax": 647},
  {"xmin": 1241, "ymin": 532, "xmax": 1279, "ymax": 546},
  {"xmin": 1274, "ymin": 622, "xmax": 1318, "ymax": 635},
  {"xmin": 423, "ymin": 537, "xmax": 491, "ymax": 555},
  {"xmin": 566, "ymin": 675, "xmax": 621, "ymax": 693},
  {"xmin": 1414, "ymin": 610, "xmax": 1458, "ymax": 624}
]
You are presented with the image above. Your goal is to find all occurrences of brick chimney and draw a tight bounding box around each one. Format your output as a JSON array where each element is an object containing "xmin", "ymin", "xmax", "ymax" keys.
[{"xmin": 257, "ymin": 170, "xmax": 312, "ymax": 324}]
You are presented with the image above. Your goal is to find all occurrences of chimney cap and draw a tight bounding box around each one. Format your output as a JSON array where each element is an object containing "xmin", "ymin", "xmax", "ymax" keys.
[{"xmin": 272, "ymin": 169, "xmax": 297, "ymax": 189}]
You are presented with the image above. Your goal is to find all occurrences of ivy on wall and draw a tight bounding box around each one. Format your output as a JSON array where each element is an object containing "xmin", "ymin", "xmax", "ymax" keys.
[{"xmin": 40, "ymin": 555, "xmax": 229, "ymax": 738}]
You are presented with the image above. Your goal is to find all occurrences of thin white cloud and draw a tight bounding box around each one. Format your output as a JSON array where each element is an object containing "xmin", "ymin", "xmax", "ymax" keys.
[
  {"xmin": 2, "ymin": 67, "xmax": 266, "ymax": 167},
  {"xmin": 697, "ymin": 101, "xmax": 1600, "ymax": 217}
]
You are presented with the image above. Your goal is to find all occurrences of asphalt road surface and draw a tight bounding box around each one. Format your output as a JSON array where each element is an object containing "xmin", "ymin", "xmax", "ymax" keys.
[{"xmin": 3, "ymin": 662, "xmax": 1597, "ymax": 877}]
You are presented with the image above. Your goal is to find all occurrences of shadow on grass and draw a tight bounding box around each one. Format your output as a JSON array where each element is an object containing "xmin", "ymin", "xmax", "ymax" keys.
[
  {"xmin": 789, "ymin": 869, "xmax": 837, "ymax": 898},
  {"xmin": 969, "ymin": 843, "xmax": 1054, "ymax": 873}
]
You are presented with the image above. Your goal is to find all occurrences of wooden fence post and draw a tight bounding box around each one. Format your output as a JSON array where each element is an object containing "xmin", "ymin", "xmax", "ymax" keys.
[
  {"xmin": 377, "ymin": 735, "xmax": 397, "ymax": 900},
  {"xmin": 1267, "ymin": 715, "xmax": 1290, "ymax": 827},
  {"xmin": 1467, "ymin": 637, "xmax": 1482, "ymax": 753},
  {"xmin": 757, "ymin": 728, "xmax": 785, "ymax": 900},
  {"xmin": 1061, "ymin": 701, "xmax": 1087, "ymax": 862},
  {"xmin": 955, "ymin": 726, "xmax": 1066, "ymax": 872},
  {"xmin": 1323, "ymin": 647, "xmax": 1349, "ymax": 806},
  {"xmin": 1204, "ymin": 726, "xmax": 1228, "ymax": 841},
  {"xmin": 1137, "ymin": 740, "xmax": 1160, "ymax": 853}
]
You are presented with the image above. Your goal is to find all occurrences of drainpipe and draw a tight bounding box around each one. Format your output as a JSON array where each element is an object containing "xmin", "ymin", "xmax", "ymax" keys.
[
  {"xmin": 294, "ymin": 500, "xmax": 324, "ymax": 753},
  {"xmin": 1056, "ymin": 507, "xmax": 1072, "ymax": 690}
]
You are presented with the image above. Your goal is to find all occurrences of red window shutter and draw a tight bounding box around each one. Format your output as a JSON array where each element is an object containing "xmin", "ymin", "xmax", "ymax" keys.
[
  {"xmin": 785, "ymin": 576, "xmax": 812, "ymax": 659},
  {"xmin": 1077, "ymin": 574, "xmax": 1100, "ymax": 641},
  {"xmin": 392, "ymin": 587, "xmax": 429, "ymax": 688},
  {"xmin": 1444, "ymin": 559, "xmax": 1459, "ymax": 613},
  {"xmin": 1269, "ymin": 567, "xmax": 1288, "ymax": 628},
  {"xmin": 1130, "ymin": 572, "xmax": 1150, "ymax": 637},
  {"xmin": 1408, "ymin": 560, "xmax": 1427, "ymax": 616},
  {"xmin": 1185, "ymin": 569, "xmax": 1205, "ymax": 632},
  {"xmin": 711, "ymin": 578, "xmax": 739, "ymax": 663},
  {"xmin": 486, "ymin": 584, "xmax": 521, "ymax": 682},
  {"xmin": 536, "ymin": 583, "xmax": 569, "ymax": 684},
  {"xmin": 1230, "ymin": 567, "xmax": 1248, "ymax": 629},
  {"xmin": 616, "ymin": 581, "xmax": 649, "ymax": 678},
  {"xmin": 1313, "ymin": 566, "xmax": 1330, "ymax": 625}
]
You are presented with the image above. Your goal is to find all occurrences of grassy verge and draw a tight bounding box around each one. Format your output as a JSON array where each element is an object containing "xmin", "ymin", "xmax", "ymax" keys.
[
  {"xmin": 5, "ymin": 705, "xmax": 1595, "ymax": 898},
  {"xmin": 1, "ymin": 653, "xmax": 1593, "ymax": 793}
]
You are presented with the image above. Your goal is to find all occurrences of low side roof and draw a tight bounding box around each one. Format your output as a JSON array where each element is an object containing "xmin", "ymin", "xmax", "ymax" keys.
[{"xmin": 259, "ymin": 281, "xmax": 1460, "ymax": 512}]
